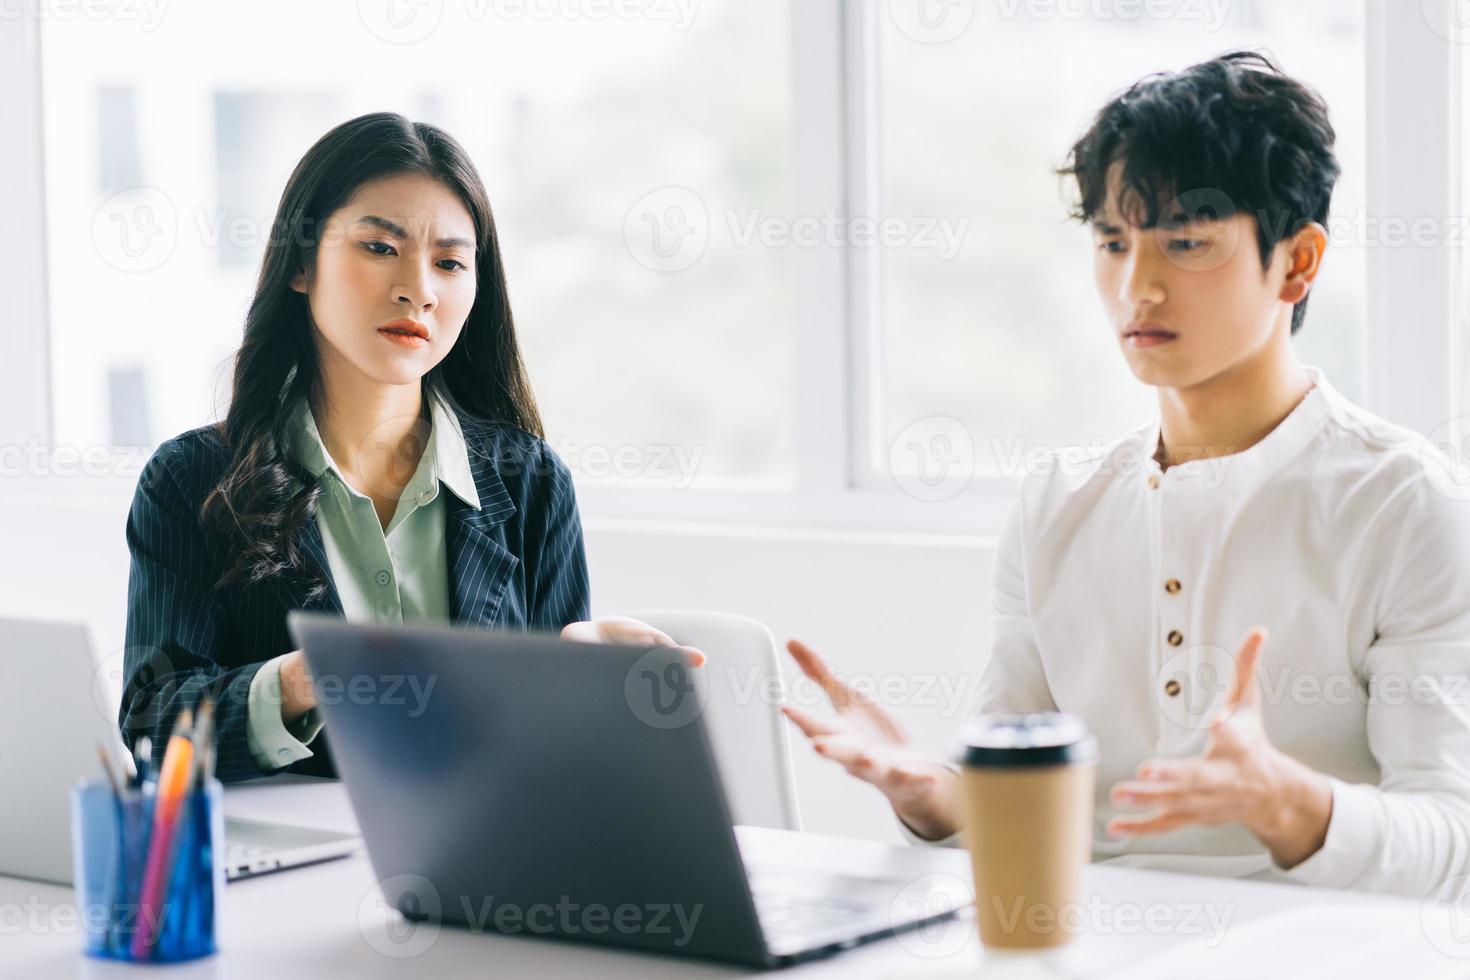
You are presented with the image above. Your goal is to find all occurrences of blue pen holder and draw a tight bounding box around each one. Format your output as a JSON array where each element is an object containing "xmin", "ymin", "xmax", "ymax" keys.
[{"xmin": 71, "ymin": 777, "xmax": 224, "ymax": 963}]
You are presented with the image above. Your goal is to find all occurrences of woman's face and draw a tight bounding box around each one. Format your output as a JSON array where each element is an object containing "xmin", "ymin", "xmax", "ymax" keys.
[{"xmin": 291, "ymin": 172, "xmax": 478, "ymax": 390}]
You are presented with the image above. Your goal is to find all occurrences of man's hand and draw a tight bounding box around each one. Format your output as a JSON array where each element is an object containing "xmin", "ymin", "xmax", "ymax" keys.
[
  {"xmin": 781, "ymin": 639, "xmax": 962, "ymax": 842},
  {"xmin": 560, "ymin": 617, "xmax": 706, "ymax": 667},
  {"xmin": 1107, "ymin": 626, "xmax": 1334, "ymax": 869}
]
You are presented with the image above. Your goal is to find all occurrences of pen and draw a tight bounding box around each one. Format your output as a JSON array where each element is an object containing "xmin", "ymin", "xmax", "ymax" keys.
[
  {"xmin": 132, "ymin": 736, "xmax": 152, "ymax": 790},
  {"xmin": 96, "ymin": 744, "xmax": 124, "ymax": 801},
  {"xmin": 130, "ymin": 709, "xmax": 195, "ymax": 958}
]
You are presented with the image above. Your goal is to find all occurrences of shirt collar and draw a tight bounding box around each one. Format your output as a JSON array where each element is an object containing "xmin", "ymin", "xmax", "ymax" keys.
[
  {"xmin": 1135, "ymin": 364, "xmax": 1338, "ymax": 492},
  {"xmin": 285, "ymin": 387, "xmax": 481, "ymax": 510}
]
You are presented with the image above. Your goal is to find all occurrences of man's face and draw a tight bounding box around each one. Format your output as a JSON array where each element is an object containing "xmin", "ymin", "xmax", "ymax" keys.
[{"xmin": 1090, "ymin": 168, "xmax": 1294, "ymax": 391}]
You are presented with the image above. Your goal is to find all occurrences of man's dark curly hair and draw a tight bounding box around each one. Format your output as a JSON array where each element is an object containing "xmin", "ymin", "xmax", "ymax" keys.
[{"xmin": 1059, "ymin": 50, "xmax": 1340, "ymax": 335}]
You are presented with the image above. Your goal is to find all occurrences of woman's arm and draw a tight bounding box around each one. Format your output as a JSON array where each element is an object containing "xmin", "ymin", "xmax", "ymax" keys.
[{"xmin": 120, "ymin": 440, "xmax": 274, "ymax": 782}]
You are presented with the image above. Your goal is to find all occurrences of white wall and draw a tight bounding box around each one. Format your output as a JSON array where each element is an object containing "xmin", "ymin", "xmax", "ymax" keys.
[{"xmin": 0, "ymin": 490, "xmax": 995, "ymax": 844}]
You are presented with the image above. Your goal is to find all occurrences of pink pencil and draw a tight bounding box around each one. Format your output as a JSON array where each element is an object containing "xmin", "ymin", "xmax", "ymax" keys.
[{"xmin": 130, "ymin": 709, "xmax": 195, "ymax": 958}]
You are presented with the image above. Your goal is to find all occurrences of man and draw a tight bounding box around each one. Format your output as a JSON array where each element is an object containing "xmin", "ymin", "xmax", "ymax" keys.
[{"xmin": 784, "ymin": 51, "xmax": 1470, "ymax": 898}]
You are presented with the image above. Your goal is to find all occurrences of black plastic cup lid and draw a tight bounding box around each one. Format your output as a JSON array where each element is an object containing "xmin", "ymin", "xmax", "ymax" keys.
[{"xmin": 959, "ymin": 712, "xmax": 1098, "ymax": 767}]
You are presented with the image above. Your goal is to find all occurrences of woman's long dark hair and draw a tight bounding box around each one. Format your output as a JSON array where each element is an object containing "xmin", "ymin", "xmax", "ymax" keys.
[{"xmin": 201, "ymin": 112, "xmax": 542, "ymax": 600}]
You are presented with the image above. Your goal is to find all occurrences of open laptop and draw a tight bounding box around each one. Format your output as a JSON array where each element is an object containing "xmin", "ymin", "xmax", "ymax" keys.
[
  {"xmin": 0, "ymin": 617, "xmax": 360, "ymax": 885},
  {"xmin": 290, "ymin": 612, "xmax": 972, "ymax": 968}
]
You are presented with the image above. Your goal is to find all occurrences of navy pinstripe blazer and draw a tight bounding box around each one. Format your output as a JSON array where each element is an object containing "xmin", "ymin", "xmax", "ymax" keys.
[{"xmin": 119, "ymin": 416, "xmax": 590, "ymax": 783}]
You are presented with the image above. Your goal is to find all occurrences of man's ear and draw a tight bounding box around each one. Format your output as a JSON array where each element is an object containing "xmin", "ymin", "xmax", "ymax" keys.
[{"xmin": 1279, "ymin": 221, "xmax": 1327, "ymax": 305}]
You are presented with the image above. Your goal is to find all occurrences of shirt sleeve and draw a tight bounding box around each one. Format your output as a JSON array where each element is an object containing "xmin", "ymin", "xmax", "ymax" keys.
[
  {"xmin": 1277, "ymin": 468, "xmax": 1470, "ymax": 898},
  {"xmin": 245, "ymin": 653, "xmax": 325, "ymax": 770},
  {"xmin": 972, "ymin": 475, "xmax": 1060, "ymax": 716}
]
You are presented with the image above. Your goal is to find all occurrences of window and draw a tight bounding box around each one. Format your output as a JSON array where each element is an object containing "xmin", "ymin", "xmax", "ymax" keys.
[
  {"xmin": 40, "ymin": 1, "xmax": 794, "ymax": 489},
  {"xmin": 874, "ymin": 0, "xmax": 1367, "ymax": 480},
  {"xmin": 8, "ymin": 1, "xmax": 1457, "ymax": 531}
]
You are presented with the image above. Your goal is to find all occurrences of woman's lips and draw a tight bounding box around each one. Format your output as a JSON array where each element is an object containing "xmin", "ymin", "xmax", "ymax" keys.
[{"xmin": 378, "ymin": 328, "xmax": 428, "ymax": 348}]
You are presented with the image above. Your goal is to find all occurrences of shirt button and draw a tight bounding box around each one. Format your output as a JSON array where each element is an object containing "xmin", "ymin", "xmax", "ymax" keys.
[
  {"xmin": 375, "ymin": 569, "xmax": 392, "ymax": 587},
  {"xmin": 1164, "ymin": 579, "xmax": 1182, "ymax": 595},
  {"xmin": 1166, "ymin": 630, "xmax": 1184, "ymax": 647},
  {"xmin": 278, "ymin": 748, "xmax": 292, "ymax": 760},
  {"xmin": 1163, "ymin": 679, "xmax": 1182, "ymax": 697},
  {"xmin": 1147, "ymin": 474, "xmax": 1161, "ymax": 490}
]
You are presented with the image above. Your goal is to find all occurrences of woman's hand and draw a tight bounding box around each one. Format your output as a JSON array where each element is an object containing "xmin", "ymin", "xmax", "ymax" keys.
[
  {"xmin": 781, "ymin": 639, "xmax": 962, "ymax": 841},
  {"xmin": 278, "ymin": 649, "xmax": 316, "ymax": 725},
  {"xmin": 561, "ymin": 617, "xmax": 706, "ymax": 667}
]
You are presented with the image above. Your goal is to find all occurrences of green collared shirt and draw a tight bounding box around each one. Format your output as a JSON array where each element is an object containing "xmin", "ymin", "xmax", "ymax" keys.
[{"xmin": 245, "ymin": 387, "xmax": 480, "ymax": 771}]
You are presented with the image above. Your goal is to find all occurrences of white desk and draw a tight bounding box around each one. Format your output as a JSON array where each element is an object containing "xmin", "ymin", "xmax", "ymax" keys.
[{"xmin": 6, "ymin": 777, "xmax": 1468, "ymax": 978}]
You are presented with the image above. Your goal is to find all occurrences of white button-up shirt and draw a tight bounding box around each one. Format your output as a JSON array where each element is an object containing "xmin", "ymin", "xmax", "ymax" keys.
[{"xmin": 923, "ymin": 366, "xmax": 1470, "ymax": 899}]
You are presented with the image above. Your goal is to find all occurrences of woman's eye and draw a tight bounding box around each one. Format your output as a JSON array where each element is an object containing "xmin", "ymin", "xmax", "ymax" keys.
[
  {"xmin": 439, "ymin": 259, "xmax": 468, "ymax": 272},
  {"xmin": 1098, "ymin": 241, "xmax": 1125, "ymax": 254},
  {"xmin": 362, "ymin": 240, "xmax": 396, "ymax": 256}
]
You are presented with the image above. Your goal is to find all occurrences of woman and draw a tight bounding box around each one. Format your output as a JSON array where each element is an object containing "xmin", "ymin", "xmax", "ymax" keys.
[{"xmin": 119, "ymin": 112, "xmax": 699, "ymax": 783}]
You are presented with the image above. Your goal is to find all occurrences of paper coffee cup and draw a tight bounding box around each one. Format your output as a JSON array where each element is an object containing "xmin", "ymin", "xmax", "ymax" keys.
[{"xmin": 959, "ymin": 712, "xmax": 1097, "ymax": 949}]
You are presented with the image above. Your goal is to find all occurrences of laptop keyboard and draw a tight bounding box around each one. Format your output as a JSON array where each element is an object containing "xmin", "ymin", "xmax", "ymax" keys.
[{"xmin": 752, "ymin": 889, "xmax": 874, "ymax": 941}]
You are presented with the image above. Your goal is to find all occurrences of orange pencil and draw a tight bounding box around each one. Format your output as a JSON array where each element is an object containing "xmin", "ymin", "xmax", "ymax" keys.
[{"xmin": 130, "ymin": 709, "xmax": 195, "ymax": 957}]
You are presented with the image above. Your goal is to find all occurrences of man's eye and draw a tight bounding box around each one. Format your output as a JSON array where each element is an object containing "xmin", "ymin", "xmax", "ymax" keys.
[
  {"xmin": 1097, "ymin": 240, "xmax": 1126, "ymax": 254},
  {"xmin": 1168, "ymin": 239, "xmax": 1207, "ymax": 252}
]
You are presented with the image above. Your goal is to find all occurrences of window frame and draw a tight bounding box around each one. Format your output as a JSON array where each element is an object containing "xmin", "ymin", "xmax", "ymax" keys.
[{"xmin": 3, "ymin": 1, "xmax": 1460, "ymax": 536}]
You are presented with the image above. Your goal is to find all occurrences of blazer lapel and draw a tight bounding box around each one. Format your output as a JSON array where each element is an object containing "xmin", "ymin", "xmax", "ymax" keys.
[{"xmin": 445, "ymin": 445, "xmax": 520, "ymax": 625}]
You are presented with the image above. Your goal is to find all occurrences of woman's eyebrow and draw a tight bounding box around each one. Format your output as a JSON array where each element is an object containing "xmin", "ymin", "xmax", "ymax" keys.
[{"xmin": 354, "ymin": 214, "xmax": 473, "ymax": 249}]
